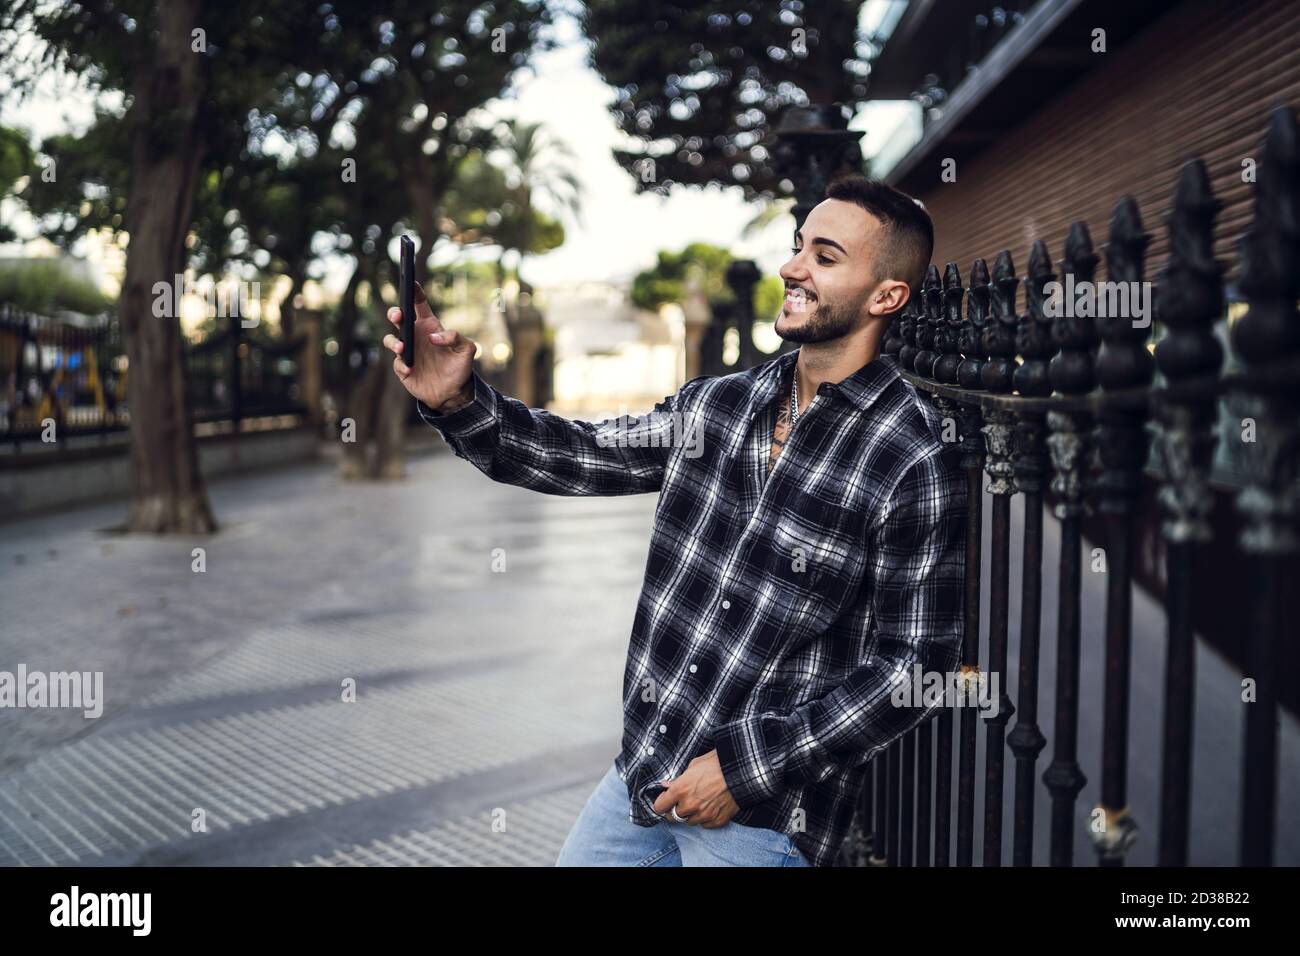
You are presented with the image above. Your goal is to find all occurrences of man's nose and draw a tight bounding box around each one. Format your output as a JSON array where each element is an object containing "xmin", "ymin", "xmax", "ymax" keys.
[{"xmin": 779, "ymin": 256, "xmax": 808, "ymax": 284}]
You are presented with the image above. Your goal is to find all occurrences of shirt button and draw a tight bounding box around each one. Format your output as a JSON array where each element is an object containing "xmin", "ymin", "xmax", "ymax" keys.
[
  {"xmin": 659, "ymin": 724, "xmax": 667, "ymax": 733},
  {"xmin": 646, "ymin": 746, "xmax": 655, "ymax": 755},
  {"xmin": 721, "ymin": 599, "xmax": 731, "ymax": 609},
  {"xmin": 689, "ymin": 664, "xmax": 698, "ymax": 674}
]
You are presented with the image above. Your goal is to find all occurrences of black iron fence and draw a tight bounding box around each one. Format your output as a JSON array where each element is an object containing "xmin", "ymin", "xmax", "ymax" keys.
[
  {"xmin": 845, "ymin": 106, "xmax": 1298, "ymax": 867},
  {"xmin": 188, "ymin": 320, "xmax": 305, "ymax": 427},
  {"xmin": 0, "ymin": 305, "xmax": 306, "ymax": 449},
  {"xmin": 0, "ymin": 303, "xmax": 128, "ymax": 446}
]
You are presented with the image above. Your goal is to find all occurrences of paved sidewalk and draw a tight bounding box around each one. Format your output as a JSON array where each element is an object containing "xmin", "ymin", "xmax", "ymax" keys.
[{"xmin": 0, "ymin": 444, "xmax": 649, "ymax": 865}]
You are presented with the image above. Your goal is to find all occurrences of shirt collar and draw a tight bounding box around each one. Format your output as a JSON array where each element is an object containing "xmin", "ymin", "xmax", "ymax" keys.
[{"xmin": 753, "ymin": 348, "xmax": 902, "ymax": 416}]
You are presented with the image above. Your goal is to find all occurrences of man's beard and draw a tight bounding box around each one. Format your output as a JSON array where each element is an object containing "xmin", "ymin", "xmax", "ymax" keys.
[{"xmin": 778, "ymin": 294, "xmax": 858, "ymax": 344}]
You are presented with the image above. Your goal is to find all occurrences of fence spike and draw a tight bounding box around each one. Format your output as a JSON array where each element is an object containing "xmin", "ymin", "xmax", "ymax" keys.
[
  {"xmin": 914, "ymin": 263, "xmax": 942, "ymax": 377},
  {"xmin": 934, "ymin": 262, "xmax": 963, "ymax": 384},
  {"xmin": 958, "ymin": 258, "xmax": 989, "ymax": 389},
  {"xmin": 1014, "ymin": 239, "xmax": 1056, "ymax": 397},
  {"xmin": 981, "ymin": 250, "xmax": 1018, "ymax": 392}
]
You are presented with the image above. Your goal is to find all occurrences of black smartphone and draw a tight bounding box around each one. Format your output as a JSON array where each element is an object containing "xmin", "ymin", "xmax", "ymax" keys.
[{"xmin": 399, "ymin": 235, "xmax": 416, "ymax": 368}]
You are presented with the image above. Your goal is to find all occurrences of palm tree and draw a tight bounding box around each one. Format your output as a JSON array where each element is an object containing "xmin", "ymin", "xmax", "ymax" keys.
[
  {"xmin": 742, "ymin": 196, "xmax": 795, "ymax": 238},
  {"xmin": 491, "ymin": 119, "xmax": 582, "ymax": 283}
]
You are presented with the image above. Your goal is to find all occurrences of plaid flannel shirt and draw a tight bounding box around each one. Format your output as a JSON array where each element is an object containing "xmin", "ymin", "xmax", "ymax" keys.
[{"xmin": 417, "ymin": 348, "xmax": 967, "ymax": 867}]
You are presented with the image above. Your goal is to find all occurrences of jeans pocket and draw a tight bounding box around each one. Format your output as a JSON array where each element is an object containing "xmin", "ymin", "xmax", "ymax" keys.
[{"xmin": 783, "ymin": 834, "xmax": 810, "ymax": 867}]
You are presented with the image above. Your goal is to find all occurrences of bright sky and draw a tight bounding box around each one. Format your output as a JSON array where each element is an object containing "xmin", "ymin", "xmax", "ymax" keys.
[
  {"xmin": 0, "ymin": 3, "xmax": 916, "ymax": 299},
  {"xmin": 494, "ymin": 6, "xmax": 914, "ymax": 289}
]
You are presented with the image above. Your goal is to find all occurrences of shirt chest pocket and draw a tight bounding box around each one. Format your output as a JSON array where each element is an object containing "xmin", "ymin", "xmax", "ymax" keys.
[{"xmin": 767, "ymin": 492, "xmax": 865, "ymax": 601}]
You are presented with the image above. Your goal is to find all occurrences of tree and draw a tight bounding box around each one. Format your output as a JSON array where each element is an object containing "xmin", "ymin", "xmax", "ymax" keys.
[
  {"xmin": 630, "ymin": 242, "xmax": 735, "ymax": 312},
  {"xmin": 286, "ymin": 2, "xmax": 553, "ymax": 480},
  {"xmin": 487, "ymin": 119, "xmax": 581, "ymax": 281},
  {"xmin": 2, "ymin": 0, "xmax": 554, "ymax": 512},
  {"xmin": 2, "ymin": 0, "xmax": 340, "ymax": 532},
  {"xmin": 0, "ymin": 125, "xmax": 33, "ymax": 244},
  {"xmin": 582, "ymin": 0, "xmax": 871, "ymax": 200}
]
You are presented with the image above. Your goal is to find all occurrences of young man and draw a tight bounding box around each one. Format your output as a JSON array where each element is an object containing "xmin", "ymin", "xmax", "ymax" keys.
[{"xmin": 382, "ymin": 176, "xmax": 966, "ymax": 867}]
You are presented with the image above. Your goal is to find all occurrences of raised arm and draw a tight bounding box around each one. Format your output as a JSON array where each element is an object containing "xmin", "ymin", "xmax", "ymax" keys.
[{"xmin": 383, "ymin": 288, "xmax": 705, "ymax": 496}]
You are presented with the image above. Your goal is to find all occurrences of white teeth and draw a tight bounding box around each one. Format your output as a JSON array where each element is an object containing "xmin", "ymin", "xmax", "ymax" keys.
[{"xmin": 785, "ymin": 288, "xmax": 813, "ymax": 312}]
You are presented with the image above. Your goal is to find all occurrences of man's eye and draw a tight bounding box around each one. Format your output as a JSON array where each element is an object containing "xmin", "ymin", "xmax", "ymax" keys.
[
  {"xmin": 789, "ymin": 246, "xmax": 801, "ymax": 254},
  {"xmin": 816, "ymin": 255, "xmax": 833, "ymax": 265}
]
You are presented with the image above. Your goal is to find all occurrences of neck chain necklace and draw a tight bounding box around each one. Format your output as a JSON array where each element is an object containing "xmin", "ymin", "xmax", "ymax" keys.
[{"xmin": 789, "ymin": 365, "xmax": 800, "ymax": 428}]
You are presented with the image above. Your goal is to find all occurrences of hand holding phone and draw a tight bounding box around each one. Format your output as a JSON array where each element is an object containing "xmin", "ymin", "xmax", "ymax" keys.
[{"xmin": 383, "ymin": 241, "xmax": 478, "ymax": 412}]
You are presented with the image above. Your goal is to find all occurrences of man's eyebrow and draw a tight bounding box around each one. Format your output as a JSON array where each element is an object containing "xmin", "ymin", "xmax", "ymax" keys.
[
  {"xmin": 792, "ymin": 231, "xmax": 848, "ymax": 256},
  {"xmin": 811, "ymin": 236, "xmax": 848, "ymax": 255}
]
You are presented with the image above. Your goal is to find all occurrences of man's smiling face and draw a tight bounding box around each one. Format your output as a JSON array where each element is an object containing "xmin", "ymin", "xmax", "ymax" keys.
[{"xmin": 777, "ymin": 198, "xmax": 891, "ymax": 344}]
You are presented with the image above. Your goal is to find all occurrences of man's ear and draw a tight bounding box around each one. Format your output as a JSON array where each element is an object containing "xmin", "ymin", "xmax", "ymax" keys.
[{"xmin": 867, "ymin": 280, "xmax": 911, "ymax": 318}]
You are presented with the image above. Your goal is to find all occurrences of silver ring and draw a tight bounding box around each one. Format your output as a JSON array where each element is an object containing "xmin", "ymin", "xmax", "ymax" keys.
[{"xmin": 670, "ymin": 807, "xmax": 687, "ymax": 823}]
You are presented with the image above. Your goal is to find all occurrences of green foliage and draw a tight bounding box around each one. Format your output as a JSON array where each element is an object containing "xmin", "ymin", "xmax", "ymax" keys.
[
  {"xmin": 19, "ymin": 113, "xmax": 131, "ymax": 248},
  {"xmin": 0, "ymin": 259, "xmax": 112, "ymax": 315},
  {"xmin": 528, "ymin": 212, "xmax": 565, "ymax": 257},
  {"xmin": 462, "ymin": 119, "xmax": 582, "ymax": 268},
  {"xmin": 582, "ymin": 0, "xmax": 870, "ymax": 199},
  {"xmin": 0, "ymin": 126, "xmax": 33, "ymax": 194},
  {"xmin": 0, "ymin": 125, "xmax": 34, "ymax": 243},
  {"xmin": 1, "ymin": 0, "xmax": 555, "ymax": 304},
  {"xmin": 630, "ymin": 242, "xmax": 735, "ymax": 311},
  {"xmin": 631, "ymin": 243, "xmax": 783, "ymax": 321},
  {"xmin": 422, "ymin": 258, "xmax": 504, "ymax": 309}
]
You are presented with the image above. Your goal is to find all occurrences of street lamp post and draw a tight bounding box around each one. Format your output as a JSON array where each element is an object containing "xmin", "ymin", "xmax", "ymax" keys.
[
  {"xmin": 772, "ymin": 104, "xmax": 865, "ymax": 232},
  {"xmin": 725, "ymin": 258, "xmax": 762, "ymax": 372}
]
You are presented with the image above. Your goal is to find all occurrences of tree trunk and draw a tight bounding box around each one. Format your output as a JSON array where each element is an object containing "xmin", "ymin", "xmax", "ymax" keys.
[
  {"xmin": 337, "ymin": 258, "xmax": 374, "ymax": 480},
  {"xmin": 119, "ymin": 0, "xmax": 215, "ymax": 533},
  {"xmin": 338, "ymin": 355, "xmax": 383, "ymax": 480},
  {"xmin": 373, "ymin": 367, "xmax": 410, "ymax": 480}
]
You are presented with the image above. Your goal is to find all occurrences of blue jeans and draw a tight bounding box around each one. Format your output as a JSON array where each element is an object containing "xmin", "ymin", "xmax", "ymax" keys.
[{"xmin": 556, "ymin": 762, "xmax": 810, "ymax": 867}]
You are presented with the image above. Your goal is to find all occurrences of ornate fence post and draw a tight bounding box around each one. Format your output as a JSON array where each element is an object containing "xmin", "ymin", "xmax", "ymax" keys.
[
  {"xmin": 954, "ymin": 258, "xmax": 989, "ymax": 868},
  {"xmin": 725, "ymin": 259, "xmax": 762, "ymax": 372},
  {"xmin": 1008, "ymin": 239, "xmax": 1055, "ymax": 866},
  {"xmin": 979, "ymin": 249, "xmax": 1019, "ymax": 866},
  {"xmin": 922, "ymin": 261, "xmax": 965, "ymax": 868},
  {"xmin": 1153, "ymin": 159, "xmax": 1224, "ymax": 866},
  {"xmin": 1043, "ymin": 220, "xmax": 1098, "ymax": 866},
  {"xmin": 1229, "ymin": 106, "xmax": 1300, "ymax": 867},
  {"xmin": 1091, "ymin": 195, "xmax": 1153, "ymax": 866},
  {"xmin": 700, "ymin": 299, "xmax": 730, "ymax": 378}
]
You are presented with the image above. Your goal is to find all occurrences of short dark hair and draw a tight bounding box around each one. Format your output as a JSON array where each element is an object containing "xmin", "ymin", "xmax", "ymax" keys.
[{"xmin": 823, "ymin": 175, "xmax": 934, "ymax": 299}]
